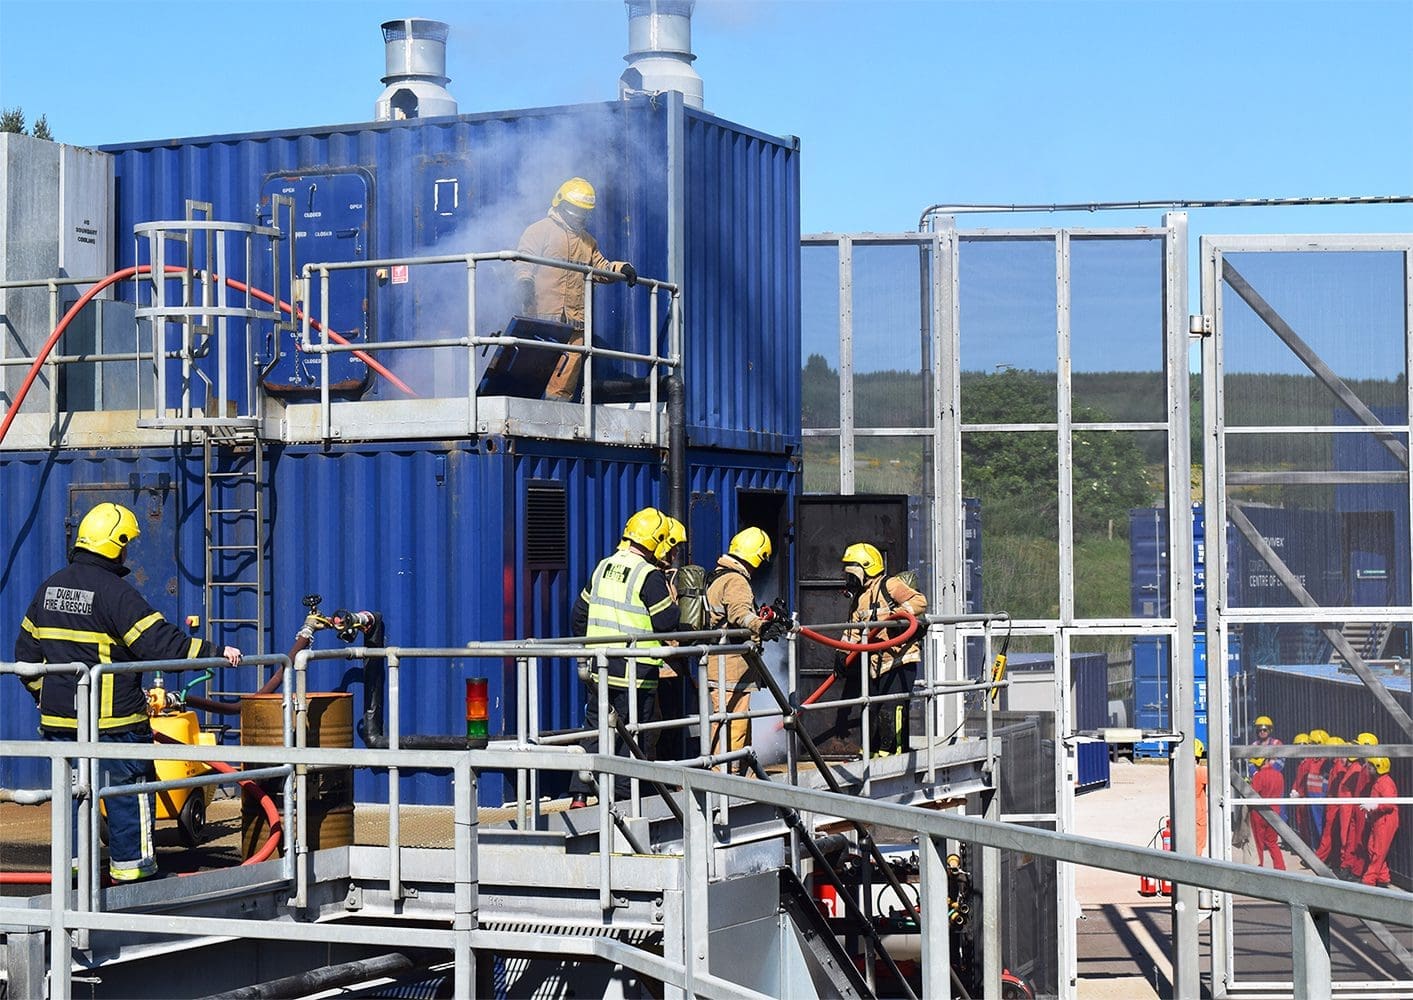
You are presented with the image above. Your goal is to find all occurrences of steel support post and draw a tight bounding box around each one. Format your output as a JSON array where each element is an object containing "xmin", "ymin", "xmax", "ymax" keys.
[
  {"xmin": 454, "ymin": 758, "xmax": 478, "ymax": 1000},
  {"xmin": 920, "ymin": 833, "xmax": 953, "ymax": 1000},
  {"xmin": 1290, "ymin": 903, "xmax": 1331, "ymax": 999},
  {"xmin": 1164, "ymin": 212, "xmax": 1201, "ymax": 1000},
  {"xmin": 982, "ymin": 775, "xmax": 1001, "ymax": 999},
  {"xmin": 662, "ymin": 888, "xmax": 687, "ymax": 1000},
  {"xmin": 389, "ymin": 652, "xmax": 403, "ymax": 905},
  {"xmin": 1198, "ymin": 236, "xmax": 1234, "ymax": 994},
  {"xmin": 5, "ymin": 930, "xmax": 46, "ymax": 1000},
  {"xmin": 49, "ymin": 755, "xmax": 72, "ymax": 1000},
  {"xmin": 683, "ymin": 781, "xmax": 712, "ymax": 993},
  {"xmin": 839, "ymin": 237, "xmax": 855, "ymax": 494}
]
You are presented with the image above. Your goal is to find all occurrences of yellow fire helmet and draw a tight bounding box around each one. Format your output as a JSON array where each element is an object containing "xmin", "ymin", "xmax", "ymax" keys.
[
  {"xmin": 1372, "ymin": 757, "xmax": 1391, "ymax": 776},
  {"xmin": 623, "ymin": 507, "xmax": 668, "ymax": 550},
  {"xmin": 1251, "ymin": 757, "xmax": 1266, "ymax": 769},
  {"xmin": 1308, "ymin": 729, "xmax": 1329, "ymax": 744},
  {"xmin": 1294, "ymin": 733, "xmax": 1311, "ymax": 745},
  {"xmin": 1355, "ymin": 731, "xmax": 1379, "ymax": 746},
  {"xmin": 75, "ymin": 502, "xmax": 141, "ymax": 560},
  {"xmin": 1193, "ymin": 737, "xmax": 1205, "ymax": 759},
  {"xmin": 552, "ymin": 177, "xmax": 596, "ymax": 212},
  {"xmin": 727, "ymin": 527, "xmax": 772, "ymax": 569},
  {"xmin": 1254, "ymin": 715, "xmax": 1274, "ymax": 729},
  {"xmin": 657, "ymin": 516, "xmax": 686, "ymax": 564},
  {"xmin": 841, "ymin": 542, "xmax": 885, "ymax": 578}
]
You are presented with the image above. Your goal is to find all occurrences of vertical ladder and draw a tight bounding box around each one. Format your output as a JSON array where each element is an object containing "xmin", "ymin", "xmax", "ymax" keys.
[{"xmin": 203, "ymin": 432, "xmax": 266, "ymax": 655}]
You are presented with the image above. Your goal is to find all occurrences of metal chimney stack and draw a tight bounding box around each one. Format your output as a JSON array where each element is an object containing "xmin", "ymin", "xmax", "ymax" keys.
[
  {"xmin": 619, "ymin": 1, "xmax": 703, "ymax": 109},
  {"xmin": 375, "ymin": 18, "xmax": 458, "ymax": 122}
]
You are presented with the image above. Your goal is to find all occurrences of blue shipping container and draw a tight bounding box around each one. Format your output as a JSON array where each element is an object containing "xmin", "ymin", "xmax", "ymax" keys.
[
  {"xmin": 1133, "ymin": 632, "xmax": 1240, "ymax": 758},
  {"xmin": 100, "ymin": 98, "xmax": 800, "ymax": 455},
  {"xmin": 1001, "ymin": 651, "xmax": 1108, "ymax": 732},
  {"xmin": 0, "ymin": 440, "xmax": 796, "ymax": 802},
  {"xmin": 1075, "ymin": 741, "xmax": 1111, "ymax": 792},
  {"xmin": 1129, "ymin": 504, "xmax": 1219, "ymax": 624}
]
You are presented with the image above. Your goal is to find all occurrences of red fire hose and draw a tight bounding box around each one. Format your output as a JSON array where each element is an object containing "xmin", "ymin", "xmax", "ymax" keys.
[
  {"xmin": 0, "ymin": 264, "xmax": 415, "ymax": 448},
  {"xmin": 797, "ymin": 608, "xmax": 920, "ymax": 708}
]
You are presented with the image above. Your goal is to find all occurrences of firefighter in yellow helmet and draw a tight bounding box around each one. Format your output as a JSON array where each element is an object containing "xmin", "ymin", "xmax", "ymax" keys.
[
  {"xmin": 703, "ymin": 527, "xmax": 786, "ymax": 765},
  {"xmin": 838, "ymin": 542, "xmax": 927, "ymax": 757},
  {"xmin": 515, "ymin": 177, "xmax": 638, "ymax": 401},
  {"xmin": 566, "ymin": 506, "xmax": 682, "ymax": 806},
  {"xmin": 14, "ymin": 502, "xmax": 242, "ymax": 883}
]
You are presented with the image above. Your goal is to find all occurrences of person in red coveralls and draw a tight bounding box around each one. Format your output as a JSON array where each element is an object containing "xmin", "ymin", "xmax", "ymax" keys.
[
  {"xmin": 1315, "ymin": 737, "xmax": 1350, "ymax": 865},
  {"xmin": 1337, "ymin": 732, "xmax": 1379, "ymax": 880},
  {"xmin": 1359, "ymin": 757, "xmax": 1399, "ymax": 888},
  {"xmin": 1248, "ymin": 756, "xmax": 1287, "ymax": 870},
  {"xmin": 1287, "ymin": 732, "xmax": 1315, "ymax": 844},
  {"xmin": 1291, "ymin": 728, "xmax": 1331, "ymax": 846}
]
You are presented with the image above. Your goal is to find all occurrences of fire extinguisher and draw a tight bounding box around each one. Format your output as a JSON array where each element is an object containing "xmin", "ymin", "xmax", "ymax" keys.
[{"xmin": 1137, "ymin": 817, "xmax": 1173, "ymax": 897}]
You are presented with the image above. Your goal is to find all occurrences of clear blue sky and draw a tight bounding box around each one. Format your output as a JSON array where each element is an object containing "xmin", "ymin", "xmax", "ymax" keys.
[{"xmin": 2, "ymin": 0, "xmax": 1410, "ymax": 237}]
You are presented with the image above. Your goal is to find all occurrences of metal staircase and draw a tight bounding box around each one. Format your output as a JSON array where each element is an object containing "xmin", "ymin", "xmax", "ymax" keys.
[{"xmin": 1330, "ymin": 621, "xmax": 1388, "ymax": 665}]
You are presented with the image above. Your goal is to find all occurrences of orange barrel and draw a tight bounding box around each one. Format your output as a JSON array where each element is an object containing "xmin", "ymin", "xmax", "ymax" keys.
[{"xmin": 240, "ymin": 692, "xmax": 354, "ymax": 859}]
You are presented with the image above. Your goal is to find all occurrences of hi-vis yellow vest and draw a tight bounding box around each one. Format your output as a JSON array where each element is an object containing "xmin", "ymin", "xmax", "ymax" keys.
[{"xmin": 584, "ymin": 548, "xmax": 664, "ymax": 686}]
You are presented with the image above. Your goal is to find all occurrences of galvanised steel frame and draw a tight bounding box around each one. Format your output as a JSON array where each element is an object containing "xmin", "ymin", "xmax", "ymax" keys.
[
  {"xmin": 1201, "ymin": 233, "xmax": 1413, "ymax": 998},
  {"xmin": 1, "ymin": 699, "xmax": 1405, "ymax": 1000},
  {"xmin": 803, "ymin": 215, "xmax": 1199, "ymax": 998}
]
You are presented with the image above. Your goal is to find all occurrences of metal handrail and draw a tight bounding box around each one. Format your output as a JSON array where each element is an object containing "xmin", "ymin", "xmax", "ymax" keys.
[
  {"xmin": 4, "ymin": 630, "xmax": 1409, "ymax": 1000},
  {"xmin": 0, "ymin": 737, "xmax": 1404, "ymax": 1000},
  {"xmin": 300, "ymin": 249, "xmax": 683, "ymax": 443}
]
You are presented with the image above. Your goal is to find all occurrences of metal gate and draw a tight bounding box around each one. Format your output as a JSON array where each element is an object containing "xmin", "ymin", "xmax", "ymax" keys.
[
  {"xmin": 803, "ymin": 219, "xmax": 1196, "ymax": 997},
  {"xmin": 1201, "ymin": 235, "xmax": 1413, "ymax": 996}
]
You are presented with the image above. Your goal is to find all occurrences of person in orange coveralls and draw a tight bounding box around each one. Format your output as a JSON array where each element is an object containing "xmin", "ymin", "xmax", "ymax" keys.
[{"xmin": 1194, "ymin": 737, "xmax": 1209, "ymax": 856}]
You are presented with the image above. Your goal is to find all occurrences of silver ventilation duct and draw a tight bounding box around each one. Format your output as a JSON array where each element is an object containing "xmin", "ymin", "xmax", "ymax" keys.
[
  {"xmin": 375, "ymin": 18, "xmax": 458, "ymax": 122},
  {"xmin": 619, "ymin": 1, "xmax": 703, "ymax": 109}
]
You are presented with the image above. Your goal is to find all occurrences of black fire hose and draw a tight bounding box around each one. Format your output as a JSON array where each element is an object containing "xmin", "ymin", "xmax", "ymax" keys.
[{"xmin": 200, "ymin": 952, "xmax": 414, "ymax": 1000}]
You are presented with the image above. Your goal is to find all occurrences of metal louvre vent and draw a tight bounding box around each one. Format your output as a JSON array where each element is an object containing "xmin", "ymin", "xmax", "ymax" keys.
[{"xmin": 526, "ymin": 484, "xmax": 568, "ymax": 569}]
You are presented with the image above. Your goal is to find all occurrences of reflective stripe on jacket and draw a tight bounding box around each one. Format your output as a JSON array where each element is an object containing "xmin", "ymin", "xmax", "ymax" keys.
[
  {"xmin": 583, "ymin": 548, "xmax": 673, "ymax": 686},
  {"xmin": 14, "ymin": 549, "xmax": 217, "ymax": 733}
]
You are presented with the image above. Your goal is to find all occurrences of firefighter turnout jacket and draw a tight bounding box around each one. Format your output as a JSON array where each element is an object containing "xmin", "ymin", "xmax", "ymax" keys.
[
  {"xmin": 15, "ymin": 549, "xmax": 222, "ymax": 734},
  {"xmin": 572, "ymin": 545, "xmax": 680, "ymax": 687},
  {"xmin": 846, "ymin": 572, "xmax": 928, "ymax": 678},
  {"xmin": 515, "ymin": 207, "xmax": 628, "ymax": 326},
  {"xmin": 704, "ymin": 554, "xmax": 766, "ymax": 689}
]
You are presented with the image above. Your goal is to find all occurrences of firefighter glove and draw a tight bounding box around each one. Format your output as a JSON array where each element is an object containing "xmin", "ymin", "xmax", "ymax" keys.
[
  {"xmin": 760, "ymin": 616, "xmax": 790, "ymax": 643},
  {"xmin": 518, "ymin": 276, "xmax": 536, "ymax": 315},
  {"xmin": 619, "ymin": 263, "xmax": 637, "ymax": 287}
]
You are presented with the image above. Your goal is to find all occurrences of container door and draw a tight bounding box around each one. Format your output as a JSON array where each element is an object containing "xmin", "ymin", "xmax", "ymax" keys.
[
  {"xmin": 257, "ymin": 170, "xmax": 372, "ymax": 396},
  {"xmin": 794, "ymin": 493, "xmax": 908, "ymax": 744}
]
